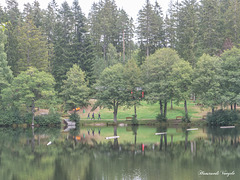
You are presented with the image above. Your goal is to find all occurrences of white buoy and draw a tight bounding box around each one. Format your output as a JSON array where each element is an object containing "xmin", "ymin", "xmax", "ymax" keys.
[
  {"xmin": 155, "ymin": 132, "xmax": 167, "ymax": 135},
  {"xmin": 220, "ymin": 126, "xmax": 235, "ymax": 129},
  {"xmin": 187, "ymin": 128, "xmax": 198, "ymax": 131},
  {"xmin": 105, "ymin": 136, "xmax": 119, "ymax": 140},
  {"xmin": 47, "ymin": 141, "xmax": 52, "ymax": 146}
]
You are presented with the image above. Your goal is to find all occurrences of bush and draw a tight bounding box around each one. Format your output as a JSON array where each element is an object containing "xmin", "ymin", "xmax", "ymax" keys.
[
  {"xmin": 156, "ymin": 114, "xmax": 167, "ymax": 122},
  {"xmin": 131, "ymin": 115, "xmax": 139, "ymax": 125},
  {"xmin": 0, "ymin": 108, "xmax": 26, "ymax": 126},
  {"xmin": 207, "ymin": 109, "xmax": 239, "ymax": 126},
  {"xmin": 70, "ymin": 112, "xmax": 80, "ymax": 125},
  {"xmin": 182, "ymin": 114, "xmax": 191, "ymax": 123},
  {"xmin": 35, "ymin": 107, "xmax": 61, "ymax": 126}
]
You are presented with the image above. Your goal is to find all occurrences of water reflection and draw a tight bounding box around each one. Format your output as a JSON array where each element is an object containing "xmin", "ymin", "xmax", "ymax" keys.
[{"xmin": 0, "ymin": 126, "xmax": 240, "ymax": 179}]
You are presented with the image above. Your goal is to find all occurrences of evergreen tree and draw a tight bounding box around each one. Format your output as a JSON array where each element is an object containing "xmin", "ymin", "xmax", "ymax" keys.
[
  {"xmin": 224, "ymin": 0, "xmax": 240, "ymax": 46},
  {"xmin": 52, "ymin": 1, "xmax": 74, "ymax": 91},
  {"xmin": 88, "ymin": 0, "xmax": 134, "ymax": 62},
  {"xmin": 17, "ymin": 17, "xmax": 48, "ymax": 72},
  {"xmin": 176, "ymin": 0, "xmax": 199, "ymax": 68},
  {"xmin": 71, "ymin": 0, "xmax": 95, "ymax": 85},
  {"xmin": 198, "ymin": 0, "xmax": 224, "ymax": 55},
  {"xmin": 5, "ymin": 0, "xmax": 21, "ymax": 76},
  {"xmin": 0, "ymin": 24, "xmax": 13, "ymax": 94},
  {"xmin": 137, "ymin": 0, "xmax": 165, "ymax": 58}
]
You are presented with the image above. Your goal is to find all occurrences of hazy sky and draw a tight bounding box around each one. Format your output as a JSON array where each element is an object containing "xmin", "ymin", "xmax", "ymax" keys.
[{"xmin": 1, "ymin": 0, "xmax": 175, "ymax": 21}]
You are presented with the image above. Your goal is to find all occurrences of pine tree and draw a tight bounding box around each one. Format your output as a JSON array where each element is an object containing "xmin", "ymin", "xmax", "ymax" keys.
[
  {"xmin": 52, "ymin": 1, "xmax": 74, "ymax": 91},
  {"xmin": 137, "ymin": 0, "xmax": 165, "ymax": 58},
  {"xmin": 17, "ymin": 17, "xmax": 49, "ymax": 72},
  {"xmin": 0, "ymin": 24, "xmax": 13, "ymax": 93},
  {"xmin": 198, "ymin": 0, "xmax": 224, "ymax": 55},
  {"xmin": 176, "ymin": 0, "xmax": 199, "ymax": 67},
  {"xmin": 5, "ymin": 0, "xmax": 21, "ymax": 76}
]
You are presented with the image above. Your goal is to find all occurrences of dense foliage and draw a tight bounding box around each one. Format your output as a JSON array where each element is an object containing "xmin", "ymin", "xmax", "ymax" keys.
[
  {"xmin": 1, "ymin": 0, "xmax": 240, "ymax": 124},
  {"xmin": 207, "ymin": 110, "xmax": 240, "ymax": 126}
]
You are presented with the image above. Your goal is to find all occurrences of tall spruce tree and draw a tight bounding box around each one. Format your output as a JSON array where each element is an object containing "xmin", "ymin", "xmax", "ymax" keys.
[
  {"xmin": 176, "ymin": 0, "xmax": 199, "ymax": 68},
  {"xmin": 198, "ymin": 0, "xmax": 224, "ymax": 55},
  {"xmin": 0, "ymin": 24, "xmax": 13, "ymax": 93},
  {"xmin": 137, "ymin": 0, "xmax": 165, "ymax": 58},
  {"xmin": 5, "ymin": 0, "xmax": 21, "ymax": 76},
  {"xmin": 52, "ymin": 1, "xmax": 74, "ymax": 91},
  {"xmin": 17, "ymin": 16, "xmax": 48, "ymax": 72}
]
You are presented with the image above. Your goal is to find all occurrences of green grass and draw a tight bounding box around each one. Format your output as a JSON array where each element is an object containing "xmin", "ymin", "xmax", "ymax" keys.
[
  {"xmin": 96, "ymin": 100, "xmax": 202, "ymax": 121},
  {"xmin": 80, "ymin": 126, "xmax": 204, "ymax": 144}
]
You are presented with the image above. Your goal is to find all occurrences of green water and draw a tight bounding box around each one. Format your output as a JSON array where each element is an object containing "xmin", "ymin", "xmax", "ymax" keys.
[{"xmin": 0, "ymin": 126, "xmax": 239, "ymax": 180}]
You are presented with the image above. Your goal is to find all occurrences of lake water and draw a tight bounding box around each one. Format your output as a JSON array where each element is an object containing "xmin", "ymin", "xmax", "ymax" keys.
[{"xmin": 0, "ymin": 125, "xmax": 239, "ymax": 180}]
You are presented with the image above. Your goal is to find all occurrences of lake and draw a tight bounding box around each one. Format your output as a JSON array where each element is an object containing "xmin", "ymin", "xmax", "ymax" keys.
[{"xmin": 0, "ymin": 125, "xmax": 239, "ymax": 180}]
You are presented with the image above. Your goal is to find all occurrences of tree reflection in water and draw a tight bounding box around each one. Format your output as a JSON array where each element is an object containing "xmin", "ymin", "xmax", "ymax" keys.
[{"xmin": 0, "ymin": 126, "xmax": 240, "ymax": 179}]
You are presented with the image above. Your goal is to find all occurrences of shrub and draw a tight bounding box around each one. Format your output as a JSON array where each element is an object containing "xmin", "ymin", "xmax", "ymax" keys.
[
  {"xmin": 156, "ymin": 114, "xmax": 167, "ymax": 122},
  {"xmin": 182, "ymin": 114, "xmax": 191, "ymax": 123},
  {"xmin": 207, "ymin": 109, "xmax": 239, "ymax": 126},
  {"xmin": 35, "ymin": 107, "xmax": 61, "ymax": 126},
  {"xmin": 131, "ymin": 115, "xmax": 139, "ymax": 125},
  {"xmin": 70, "ymin": 112, "xmax": 80, "ymax": 125}
]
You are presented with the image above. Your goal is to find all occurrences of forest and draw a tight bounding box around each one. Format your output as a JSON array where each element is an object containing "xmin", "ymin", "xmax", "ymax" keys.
[{"xmin": 0, "ymin": 0, "xmax": 240, "ymax": 125}]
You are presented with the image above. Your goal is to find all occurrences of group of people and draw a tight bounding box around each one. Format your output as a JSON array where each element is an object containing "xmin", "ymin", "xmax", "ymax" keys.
[{"xmin": 87, "ymin": 112, "xmax": 101, "ymax": 120}]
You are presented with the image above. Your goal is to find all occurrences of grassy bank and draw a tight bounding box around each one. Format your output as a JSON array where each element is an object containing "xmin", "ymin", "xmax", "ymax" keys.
[{"xmin": 78, "ymin": 100, "xmax": 207, "ymax": 121}]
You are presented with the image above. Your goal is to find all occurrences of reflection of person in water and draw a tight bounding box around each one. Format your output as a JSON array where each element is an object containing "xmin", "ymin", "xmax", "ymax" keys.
[
  {"xmin": 98, "ymin": 128, "xmax": 101, "ymax": 135},
  {"xmin": 91, "ymin": 113, "xmax": 95, "ymax": 120},
  {"xmin": 87, "ymin": 129, "xmax": 90, "ymax": 135},
  {"xmin": 92, "ymin": 129, "xmax": 95, "ymax": 136}
]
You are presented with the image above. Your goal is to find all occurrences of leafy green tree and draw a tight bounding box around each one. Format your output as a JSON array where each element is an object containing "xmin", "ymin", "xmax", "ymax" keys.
[
  {"xmin": 61, "ymin": 64, "xmax": 90, "ymax": 111},
  {"xmin": 220, "ymin": 47, "xmax": 240, "ymax": 109},
  {"xmin": 1, "ymin": 67, "xmax": 56, "ymax": 126},
  {"xmin": 142, "ymin": 48, "xmax": 181, "ymax": 119},
  {"xmin": 94, "ymin": 63, "xmax": 127, "ymax": 123},
  {"xmin": 171, "ymin": 60, "xmax": 193, "ymax": 121},
  {"xmin": 123, "ymin": 59, "xmax": 143, "ymax": 118},
  {"xmin": 192, "ymin": 54, "xmax": 222, "ymax": 113}
]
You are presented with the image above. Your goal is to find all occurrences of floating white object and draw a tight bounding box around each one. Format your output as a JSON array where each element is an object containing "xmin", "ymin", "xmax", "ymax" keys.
[
  {"xmin": 155, "ymin": 132, "xmax": 167, "ymax": 135},
  {"xmin": 105, "ymin": 136, "xmax": 119, "ymax": 140},
  {"xmin": 47, "ymin": 141, "xmax": 52, "ymax": 146},
  {"xmin": 187, "ymin": 128, "xmax": 198, "ymax": 131},
  {"xmin": 220, "ymin": 126, "xmax": 235, "ymax": 129}
]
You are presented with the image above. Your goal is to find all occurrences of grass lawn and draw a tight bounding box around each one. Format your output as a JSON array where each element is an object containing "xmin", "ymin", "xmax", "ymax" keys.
[
  {"xmin": 95, "ymin": 100, "xmax": 206, "ymax": 121},
  {"xmin": 79, "ymin": 126, "xmax": 207, "ymax": 144}
]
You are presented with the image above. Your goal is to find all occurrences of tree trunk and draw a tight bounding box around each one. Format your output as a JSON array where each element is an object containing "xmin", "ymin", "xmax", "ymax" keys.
[
  {"xmin": 164, "ymin": 100, "xmax": 167, "ymax": 118},
  {"xmin": 113, "ymin": 100, "xmax": 118, "ymax": 123},
  {"xmin": 113, "ymin": 126, "xmax": 118, "ymax": 148},
  {"xmin": 171, "ymin": 99, "xmax": 173, "ymax": 109},
  {"xmin": 164, "ymin": 134, "xmax": 167, "ymax": 150},
  {"xmin": 160, "ymin": 100, "xmax": 163, "ymax": 116},
  {"xmin": 134, "ymin": 104, "xmax": 137, "ymax": 118},
  {"xmin": 234, "ymin": 103, "xmax": 237, "ymax": 110},
  {"xmin": 31, "ymin": 100, "xmax": 35, "ymax": 126},
  {"xmin": 184, "ymin": 100, "xmax": 188, "ymax": 116},
  {"xmin": 212, "ymin": 107, "xmax": 215, "ymax": 114},
  {"xmin": 231, "ymin": 104, "xmax": 233, "ymax": 110},
  {"xmin": 122, "ymin": 30, "xmax": 125, "ymax": 63}
]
